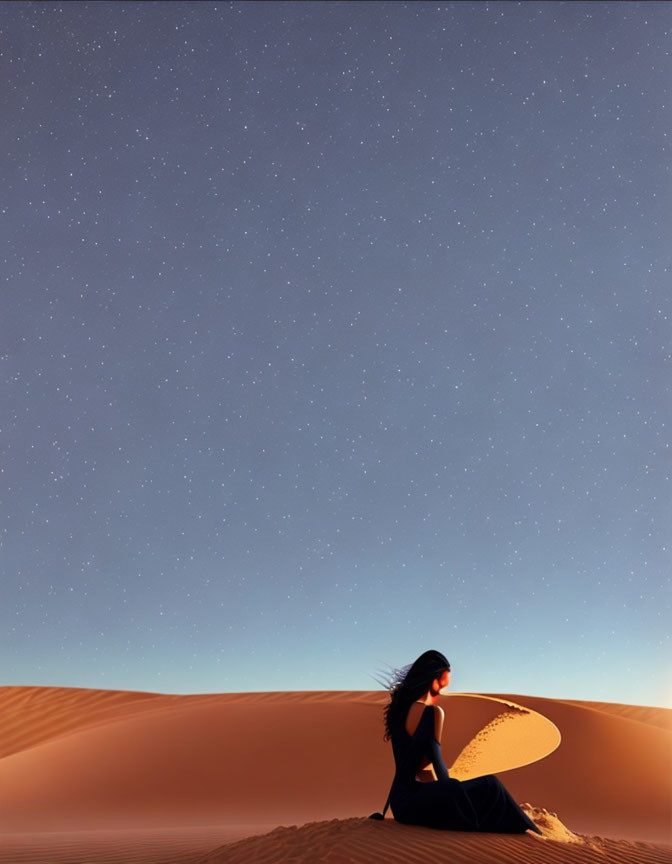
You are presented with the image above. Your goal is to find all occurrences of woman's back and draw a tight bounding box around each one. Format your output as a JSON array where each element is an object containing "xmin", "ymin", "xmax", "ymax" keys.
[{"xmin": 390, "ymin": 703, "xmax": 446, "ymax": 787}]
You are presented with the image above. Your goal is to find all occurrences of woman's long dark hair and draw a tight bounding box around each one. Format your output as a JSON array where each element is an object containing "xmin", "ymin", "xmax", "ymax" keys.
[{"xmin": 376, "ymin": 650, "xmax": 450, "ymax": 742}]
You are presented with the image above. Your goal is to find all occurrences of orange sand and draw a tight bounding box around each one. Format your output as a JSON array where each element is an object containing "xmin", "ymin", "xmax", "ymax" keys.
[{"xmin": 0, "ymin": 685, "xmax": 670, "ymax": 864}]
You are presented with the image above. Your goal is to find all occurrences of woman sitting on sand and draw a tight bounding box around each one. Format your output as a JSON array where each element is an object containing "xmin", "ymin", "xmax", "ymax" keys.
[{"xmin": 370, "ymin": 649, "xmax": 543, "ymax": 838}]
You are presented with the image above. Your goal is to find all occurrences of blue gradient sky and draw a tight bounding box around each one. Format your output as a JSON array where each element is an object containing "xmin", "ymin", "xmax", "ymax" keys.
[{"xmin": 2, "ymin": 2, "xmax": 670, "ymax": 707}]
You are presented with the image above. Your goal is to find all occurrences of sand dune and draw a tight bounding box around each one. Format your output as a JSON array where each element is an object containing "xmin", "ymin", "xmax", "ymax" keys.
[
  {"xmin": 557, "ymin": 698, "xmax": 672, "ymax": 732},
  {"xmin": 189, "ymin": 817, "xmax": 672, "ymax": 864},
  {"xmin": 481, "ymin": 693, "xmax": 672, "ymax": 843},
  {"xmin": 0, "ymin": 685, "xmax": 669, "ymax": 864},
  {"xmin": 0, "ymin": 825, "xmax": 276, "ymax": 864},
  {"xmin": 0, "ymin": 685, "xmax": 164, "ymax": 759},
  {"xmin": 447, "ymin": 693, "xmax": 560, "ymax": 779}
]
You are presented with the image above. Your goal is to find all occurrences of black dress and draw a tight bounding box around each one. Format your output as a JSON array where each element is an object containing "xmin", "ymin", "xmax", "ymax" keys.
[{"xmin": 388, "ymin": 704, "xmax": 541, "ymax": 833}]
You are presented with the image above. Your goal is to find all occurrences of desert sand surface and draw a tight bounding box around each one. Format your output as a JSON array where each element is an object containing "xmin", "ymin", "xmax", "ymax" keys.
[
  {"xmin": 0, "ymin": 685, "xmax": 670, "ymax": 864},
  {"xmin": 191, "ymin": 818, "xmax": 672, "ymax": 864}
]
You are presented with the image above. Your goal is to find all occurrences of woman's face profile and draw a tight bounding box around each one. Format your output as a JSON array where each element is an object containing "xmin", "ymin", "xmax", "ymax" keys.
[{"xmin": 438, "ymin": 669, "xmax": 451, "ymax": 693}]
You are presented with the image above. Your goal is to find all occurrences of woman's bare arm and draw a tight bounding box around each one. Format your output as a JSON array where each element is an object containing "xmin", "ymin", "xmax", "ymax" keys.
[
  {"xmin": 434, "ymin": 705, "xmax": 445, "ymax": 742},
  {"xmin": 407, "ymin": 702, "xmax": 445, "ymax": 782},
  {"xmin": 415, "ymin": 707, "xmax": 445, "ymax": 781},
  {"xmin": 426, "ymin": 705, "xmax": 450, "ymax": 781}
]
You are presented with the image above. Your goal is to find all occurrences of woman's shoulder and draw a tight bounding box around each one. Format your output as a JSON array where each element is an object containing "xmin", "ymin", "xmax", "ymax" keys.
[{"xmin": 425, "ymin": 703, "xmax": 444, "ymax": 730}]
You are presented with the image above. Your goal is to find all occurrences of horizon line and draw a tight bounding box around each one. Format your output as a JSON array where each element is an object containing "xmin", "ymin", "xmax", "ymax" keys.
[{"xmin": 2, "ymin": 682, "xmax": 669, "ymax": 711}]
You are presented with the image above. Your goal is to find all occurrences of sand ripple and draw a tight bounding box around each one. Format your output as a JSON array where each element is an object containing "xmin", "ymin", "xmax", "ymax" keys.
[{"xmin": 190, "ymin": 817, "xmax": 672, "ymax": 864}]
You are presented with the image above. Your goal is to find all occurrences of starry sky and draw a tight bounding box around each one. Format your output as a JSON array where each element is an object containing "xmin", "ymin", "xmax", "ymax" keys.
[{"xmin": 2, "ymin": 1, "xmax": 670, "ymax": 707}]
